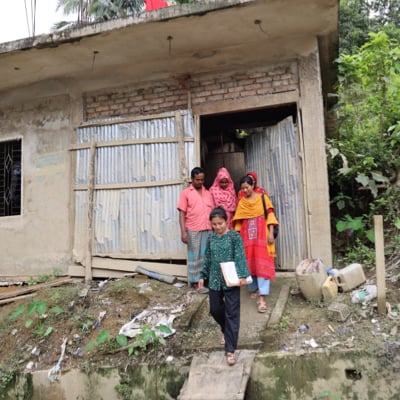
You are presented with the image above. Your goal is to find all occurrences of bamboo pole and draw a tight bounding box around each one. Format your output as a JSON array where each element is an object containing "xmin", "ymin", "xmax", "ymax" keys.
[{"xmin": 374, "ymin": 215, "xmax": 386, "ymax": 315}]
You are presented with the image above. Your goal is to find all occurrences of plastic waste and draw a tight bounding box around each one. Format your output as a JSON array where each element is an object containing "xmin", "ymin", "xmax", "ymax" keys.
[
  {"xmin": 72, "ymin": 348, "xmax": 84, "ymax": 357},
  {"xmin": 351, "ymin": 285, "xmax": 377, "ymax": 304},
  {"xmin": 327, "ymin": 268, "xmax": 338, "ymax": 277},
  {"xmin": 304, "ymin": 338, "xmax": 319, "ymax": 348},
  {"xmin": 297, "ymin": 324, "xmax": 309, "ymax": 333}
]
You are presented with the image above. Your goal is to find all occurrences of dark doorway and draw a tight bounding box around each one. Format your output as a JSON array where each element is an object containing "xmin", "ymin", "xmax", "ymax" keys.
[{"xmin": 200, "ymin": 104, "xmax": 297, "ymax": 191}]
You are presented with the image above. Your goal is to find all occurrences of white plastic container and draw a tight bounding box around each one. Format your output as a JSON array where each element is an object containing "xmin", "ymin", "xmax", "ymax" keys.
[{"xmin": 335, "ymin": 263, "xmax": 366, "ymax": 292}]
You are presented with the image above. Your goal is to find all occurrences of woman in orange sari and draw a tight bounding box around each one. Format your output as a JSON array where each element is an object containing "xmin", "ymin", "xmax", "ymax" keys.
[{"xmin": 232, "ymin": 175, "xmax": 278, "ymax": 313}]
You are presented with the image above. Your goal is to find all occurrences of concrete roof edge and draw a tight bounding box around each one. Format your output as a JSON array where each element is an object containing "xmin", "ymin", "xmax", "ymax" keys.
[{"xmin": 0, "ymin": 0, "xmax": 254, "ymax": 54}]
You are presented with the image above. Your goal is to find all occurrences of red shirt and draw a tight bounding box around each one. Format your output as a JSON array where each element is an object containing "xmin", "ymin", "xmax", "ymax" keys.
[{"xmin": 177, "ymin": 185, "xmax": 215, "ymax": 231}]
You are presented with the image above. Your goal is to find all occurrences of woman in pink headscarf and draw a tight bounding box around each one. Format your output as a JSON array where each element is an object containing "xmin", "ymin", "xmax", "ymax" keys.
[{"xmin": 209, "ymin": 167, "xmax": 237, "ymax": 229}]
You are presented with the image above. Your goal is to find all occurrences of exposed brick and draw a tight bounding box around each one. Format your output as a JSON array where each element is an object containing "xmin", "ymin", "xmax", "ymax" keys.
[
  {"xmin": 240, "ymin": 90, "xmax": 257, "ymax": 97},
  {"xmin": 272, "ymin": 80, "xmax": 286, "ymax": 87},
  {"xmin": 95, "ymin": 106, "xmax": 110, "ymax": 112},
  {"xmin": 255, "ymin": 76, "xmax": 273, "ymax": 84},
  {"xmin": 207, "ymin": 94, "xmax": 224, "ymax": 101},
  {"xmin": 228, "ymin": 86, "xmax": 244, "ymax": 93},
  {"xmin": 193, "ymin": 97, "xmax": 207, "ymax": 104},
  {"xmin": 211, "ymin": 88, "xmax": 228, "ymax": 95},
  {"xmin": 200, "ymin": 79, "xmax": 216, "ymax": 86},
  {"xmin": 236, "ymin": 79, "xmax": 255, "ymax": 86},
  {"xmin": 248, "ymin": 72, "xmax": 266, "ymax": 79},
  {"xmin": 153, "ymin": 86, "xmax": 168, "ymax": 93},
  {"xmin": 223, "ymin": 93, "xmax": 236, "ymax": 100},
  {"xmin": 256, "ymin": 88, "xmax": 274, "ymax": 95}
]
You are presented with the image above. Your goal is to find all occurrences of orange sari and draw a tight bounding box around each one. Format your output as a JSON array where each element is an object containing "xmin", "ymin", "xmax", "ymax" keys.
[{"xmin": 232, "ymin": 194, "xmax": 278, "ymax": 279}]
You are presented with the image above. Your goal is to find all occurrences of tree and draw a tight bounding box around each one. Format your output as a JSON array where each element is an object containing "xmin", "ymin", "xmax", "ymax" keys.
[
  {"xmin": 54, "ymin": 0, "xmax": 144, "ymax": 28},
  {"xmin": 328, "ymin": 31, "xmax": 400, "ymax": 261},
  {"xmin": 340, "ymin": 0, "xmax": 400, "ymax": 54}
]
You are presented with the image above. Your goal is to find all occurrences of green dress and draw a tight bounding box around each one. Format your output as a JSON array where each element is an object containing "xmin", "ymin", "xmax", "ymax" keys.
[{"xmin": 201, "ymin": 230, "xmax": 249, "ymax": 291}]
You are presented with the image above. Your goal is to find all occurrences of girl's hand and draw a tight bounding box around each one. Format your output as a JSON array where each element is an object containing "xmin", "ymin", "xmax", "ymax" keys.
[
  {"xmin": 239, "ymin": 278, "xmax": 247, "ymax": 286},
  {"xmin": 198, "ymin": 279, "xmax": 204, "ymax": 290}
]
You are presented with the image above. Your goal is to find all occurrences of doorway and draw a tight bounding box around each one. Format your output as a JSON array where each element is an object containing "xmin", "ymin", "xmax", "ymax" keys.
[{"xmin": 200, "ymin": 104, "xmax": 306, "ymax": 270}]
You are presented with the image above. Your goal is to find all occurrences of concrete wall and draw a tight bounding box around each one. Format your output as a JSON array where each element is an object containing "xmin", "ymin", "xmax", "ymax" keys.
[
  {"xmin": 83, "ymin": 59, "xmax": 332, "ymax": 266},
  {"xmin": 0, "ymin": 53, "xmax": 332, "ymax": 276},
  {"xmin": 5, "ymin": 350, "xmax": 400, "ymax": 399},
  {"xmin": 0, "ymin": 95, "xmax": 74, "ymax": 276}
]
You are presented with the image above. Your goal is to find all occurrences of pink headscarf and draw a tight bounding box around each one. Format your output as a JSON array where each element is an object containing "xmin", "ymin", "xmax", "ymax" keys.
[{"xmin": 209, "ymin": 168, "xmax": 237, "ymax": 227}]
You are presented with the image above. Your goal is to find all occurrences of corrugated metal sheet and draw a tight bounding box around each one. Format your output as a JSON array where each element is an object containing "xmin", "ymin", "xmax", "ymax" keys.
[
  {"xmin": 245, "ymin": 116, "xmax": 307, "ymax": 270},
  {"xmin": 73, "ymin": 110, "xmax": 195, "ymax": 261}
]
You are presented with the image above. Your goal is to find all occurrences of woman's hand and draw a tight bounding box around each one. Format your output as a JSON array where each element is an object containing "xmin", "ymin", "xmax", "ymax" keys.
[
  {"xmin": 267, "ymin": 226, "xmax": 275, "ymax": 244},
  {"xmin": 198, "ymin": 279, "xmax": 204, "ymax": 290}
]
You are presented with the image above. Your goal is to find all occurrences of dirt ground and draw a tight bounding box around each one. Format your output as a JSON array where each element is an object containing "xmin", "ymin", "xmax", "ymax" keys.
[{"xmin": 1, "ymin": 268, "xmax": 400, "ymax": 379}]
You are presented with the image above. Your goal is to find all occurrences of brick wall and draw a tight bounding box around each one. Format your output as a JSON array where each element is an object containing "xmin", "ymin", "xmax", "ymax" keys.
[{"xmin": 84, "ymin": 62, "xmax": 298, "ymax": 120}]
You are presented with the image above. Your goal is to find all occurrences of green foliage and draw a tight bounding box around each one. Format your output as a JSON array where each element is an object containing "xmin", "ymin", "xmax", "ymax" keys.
[
  {"xmin": 329, "ymin": 31, "xmax": 400, "ymax": 262},
  {"xmin": 335, "ymin": 214, "xmax": 374, "ymax": 243},
  {"xmin": 55, "ymin": 0, "xmax": 144, "ymax": 26},
  {"xmin": 0, "ymin": 369, "xmax": 15, "ymax": 391},
  {"xmin": 52, "ymin": 267, "xmax": 62, "ymax": 277},
  {"xmin": 38, "ymin": 274, "xmax": 50, "ymax": 283},
  {"xmin": 114, "ymin": 324, "xmax": 172, "ymax": 357},
  {"xmin": 115, "ymin": 383, "xmax": 133, "ymax": 400},
  {"xmin": 27, "ymin": 277, "xmax": 37, "ymax": 286},
  {"xmin": 279, "ymin": 315, "xmax": 290, "ymax": 330},
  {"xmin": 85, "ymin": 329, "xmax": 111, "ymax": 352},
  {"xmin": 8, "ymin": 299, "xmax": 61, "ymax": 338},
  {"xmin": 342, "ymin": 238, "xmax": 376, "ymax": 267},
  {"xmin": 340, "ymin": 0, "xmax": 400, "ymax": 54}
]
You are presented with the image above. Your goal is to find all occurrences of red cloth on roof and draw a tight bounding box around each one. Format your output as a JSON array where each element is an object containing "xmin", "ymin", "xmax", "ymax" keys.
[{"xmin": 145, "ymin": 0, "xmax": 168, "ymax": 11}]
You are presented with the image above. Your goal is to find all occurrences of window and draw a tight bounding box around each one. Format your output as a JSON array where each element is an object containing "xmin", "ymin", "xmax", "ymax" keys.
[{"xmin": 0, "ymin": 139, "xmax": 21, "ymax": 216}]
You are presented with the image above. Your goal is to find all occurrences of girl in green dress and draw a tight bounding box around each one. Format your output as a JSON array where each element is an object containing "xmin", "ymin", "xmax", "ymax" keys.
[{"xmin": 198, "ymin": 206, "xmax": 250, "ymax": 366}]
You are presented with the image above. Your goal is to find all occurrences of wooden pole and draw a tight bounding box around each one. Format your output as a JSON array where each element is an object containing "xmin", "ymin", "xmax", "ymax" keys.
[
  {"xmin": 85, "ymin": 142, "xmax": 96, "ymax": 283},
  {"xmin": 374, "ymin": 215, "xmax": 386, "ymax": 315}
]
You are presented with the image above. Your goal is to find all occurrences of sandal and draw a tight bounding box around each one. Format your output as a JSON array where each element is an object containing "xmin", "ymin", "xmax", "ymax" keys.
[
  {"xmin": 226, "ymin": 352, "xmax": 236, "ymax": 366},
  {"xmin": 257, "ymin": 298, "xmax": 267, "ymax": 313}
]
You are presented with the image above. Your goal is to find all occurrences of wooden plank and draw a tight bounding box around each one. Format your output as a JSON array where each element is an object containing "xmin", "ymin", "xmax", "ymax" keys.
[
  {"xmin": 178, "ymin": 350, "xmax": 256, "ymax": 400},
  {"xmin": 374, "ymin": 215, "xmax": 386, "ymax": 315},
  {"xmin": 0, "ymin": 277, "xmax": 75, "ymax": 301},
  {"xmin": 0, "ymin": 293, "xmax": 36, "ymax": 305},
  {"xmin": 91, "ymin": 258, "xmax": 187, "ymax": 277},
  {"xmin": 73, "ymin": 179, "xmax": 182, "ymax": 191},
  {"xmin": 75, "ymin": 111, "xmax": 177, "ymax": 129},
  {"xmin": 85, "ymin": 141, "xmax": 96, "ymax": 283},
  {"xmin": 192, "ymin": 90, "xmax": 298, "ymax": 115},
  {"xmin": 68, "ymin": 265, "xmax": 131, "ymax": 279}
]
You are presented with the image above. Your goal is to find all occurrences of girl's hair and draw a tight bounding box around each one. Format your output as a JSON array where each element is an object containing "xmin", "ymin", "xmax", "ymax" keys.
[
  {"xmin": 209, "ymin": 206, "xmax": 227, "ymax": 221},
  {"xmin": 240, "ymin": 175, "xmax": 254, "ymax": 186}
]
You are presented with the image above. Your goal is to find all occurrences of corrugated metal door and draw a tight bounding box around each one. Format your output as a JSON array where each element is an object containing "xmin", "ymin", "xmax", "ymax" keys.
[
  {"xmin": 72, "ymin": 110, "xmax": 195, "ymax": 262},
  {"xmin": 245, "ymin": 116, "xmax": 307, "ymax": 270}
]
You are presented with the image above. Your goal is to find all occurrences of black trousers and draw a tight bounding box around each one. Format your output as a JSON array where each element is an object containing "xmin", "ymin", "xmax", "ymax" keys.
[{"xmin": 209, "ymin": 287, "xmax": 241, "ymax": 353}]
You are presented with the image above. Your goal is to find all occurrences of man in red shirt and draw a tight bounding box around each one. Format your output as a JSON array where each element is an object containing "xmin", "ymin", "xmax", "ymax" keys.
[{"xmin": 177, "ymin": 167, "xmax": 215, "ymax": 293}]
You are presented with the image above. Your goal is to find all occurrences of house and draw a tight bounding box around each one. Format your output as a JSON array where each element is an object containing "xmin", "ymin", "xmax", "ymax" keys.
[{"xmin": 0, "ymin": 0, "xmax": 338, "ymax": 280}]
